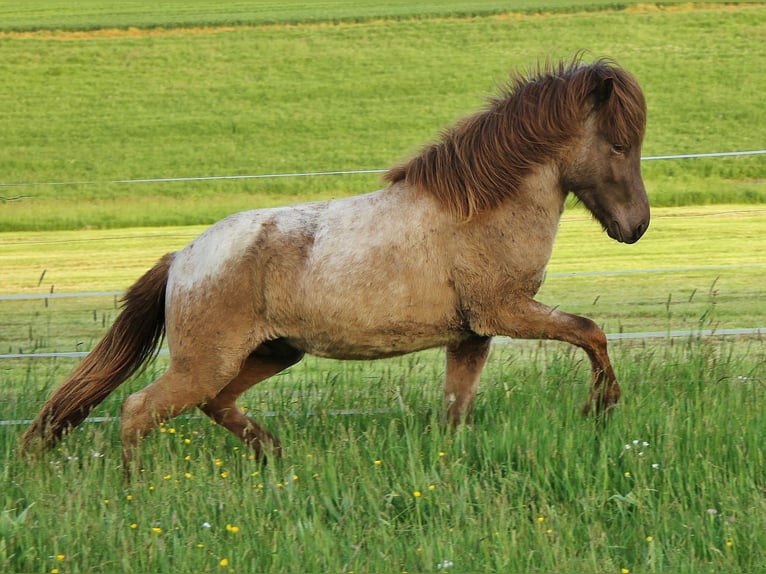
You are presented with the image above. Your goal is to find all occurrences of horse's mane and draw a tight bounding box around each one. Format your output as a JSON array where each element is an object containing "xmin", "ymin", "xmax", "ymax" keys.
[{"xmin": 384, "ymin": 57, "xmax": 647, "ymax": 220}]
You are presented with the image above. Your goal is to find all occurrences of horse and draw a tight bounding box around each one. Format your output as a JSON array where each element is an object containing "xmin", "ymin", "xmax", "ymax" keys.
[{"xmin": 21, "ymin": 58, "xmax": 649, "ymax": 471}]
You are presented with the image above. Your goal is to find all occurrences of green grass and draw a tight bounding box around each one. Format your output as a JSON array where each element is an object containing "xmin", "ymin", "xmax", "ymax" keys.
[
  {"xmin": 2, "ymin": 339, "xmax": 765, "ymax": 573},
  {"xmin": 1, "ymin": 4, "xmax": 765, "ymax": 572},
  {"xmin": 1, "ymin": 4, "xmax": 765, "ymax": 230}
]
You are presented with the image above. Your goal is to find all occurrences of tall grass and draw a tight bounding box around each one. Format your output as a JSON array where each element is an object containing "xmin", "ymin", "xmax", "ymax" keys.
[{"xmin": 1, "ymin": 339, "xmax": 764, "ymax": 573}]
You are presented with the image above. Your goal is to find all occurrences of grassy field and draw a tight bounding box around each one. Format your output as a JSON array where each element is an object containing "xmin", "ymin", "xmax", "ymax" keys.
[
  {"xmin": 2, "ymin": 339, "xmax": 765, "ymax": 573},
  {"xmin": 1, "ymin": 3, "xmax": 765, "ymax": 573},
  {"xmin": 1, "ymin": 3, "xmax": 764, "ymax": 230}
]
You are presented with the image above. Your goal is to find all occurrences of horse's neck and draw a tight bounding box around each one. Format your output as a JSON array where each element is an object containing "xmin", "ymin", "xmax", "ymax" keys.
[
  {"xmin": 484, "ymin": 164, "xmax": 566, "ymax": 233},
  {"xmin": 451, "ymin": 164, "xmax": 566, "ymax": 290}
]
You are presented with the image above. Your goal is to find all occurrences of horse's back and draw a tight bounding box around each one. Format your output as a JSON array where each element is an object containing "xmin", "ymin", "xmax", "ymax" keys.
[{"xmin": 164, "ymin": 188, "xmax": 464, "ymax": 360}]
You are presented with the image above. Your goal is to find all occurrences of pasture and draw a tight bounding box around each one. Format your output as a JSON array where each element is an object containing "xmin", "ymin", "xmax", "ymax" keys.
[
  {"xmin": 0, "ymin": 3, "xmax": 764, "ymax": 230},
  {"xmin": 1, "ymin": 2, "xmax": 765, "ymax": 573}
]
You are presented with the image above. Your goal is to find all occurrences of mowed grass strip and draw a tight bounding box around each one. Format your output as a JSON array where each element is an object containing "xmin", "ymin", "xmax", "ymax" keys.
[
  {"xmin": 0, "ymin": 5, "xmax": 764, "ymax": 230},
  {"xmin": 0, "ymin": 0, "xmax": 749, "ymax": 31},
  {"xmin": 2, "ymin": 206, "xmax": 764, "ymax": 361}
]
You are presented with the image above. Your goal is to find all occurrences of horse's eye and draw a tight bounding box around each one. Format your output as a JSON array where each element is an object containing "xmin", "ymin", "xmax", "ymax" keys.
[{"xmin": 611, "ymin": 143, "xmax": 627, "ymax": 154}]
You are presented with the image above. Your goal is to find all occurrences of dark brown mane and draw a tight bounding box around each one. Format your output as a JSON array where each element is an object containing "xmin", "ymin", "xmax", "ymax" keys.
[{"xmin": 384, "ymin": 58, "xmax": 647, "ymax": 220}]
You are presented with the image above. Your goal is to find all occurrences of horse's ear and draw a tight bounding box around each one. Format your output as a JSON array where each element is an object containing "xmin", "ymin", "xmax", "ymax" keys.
[{"xmin": 590, "ymin": 76, "xmax": 614, "ymax": 108}]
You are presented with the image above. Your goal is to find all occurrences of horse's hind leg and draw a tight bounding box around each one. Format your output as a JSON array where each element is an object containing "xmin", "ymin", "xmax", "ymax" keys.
[
  {"xmin": 443, "ymin": 335, "xmax": 492, "ymax": 425},
  {"xmin": 120, "ymin": 366, "xmax": 211, "ymax": 473},
  {"xmin": 119, "ymin": 341, "xmax": 253, "ymax": 472},
  {"xmin": 199, "ymin": 340, "xmax": 304, "ymax": 461}
]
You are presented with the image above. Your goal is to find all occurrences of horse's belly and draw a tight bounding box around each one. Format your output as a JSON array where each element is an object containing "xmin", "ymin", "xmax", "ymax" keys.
[
  {"xmin": 285, "ymin": 324, "xmax": 457, "ymax": 360},
  {"xmin": 282, "ymin": 300, "xmax": 461, "ymax": 359}
]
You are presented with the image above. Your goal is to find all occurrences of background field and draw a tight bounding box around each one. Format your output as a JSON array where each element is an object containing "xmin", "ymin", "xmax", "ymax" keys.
[
  {"xmin": 1, "ymin": 3, "xmax": 764, "ymax": 230},
  {"xmin": 0, "ymin": 0, "xmax": 756, "ymax": 31},
  {"xmin": 1, "ymin": 2, "xmax": 765, "ymax": 574}
]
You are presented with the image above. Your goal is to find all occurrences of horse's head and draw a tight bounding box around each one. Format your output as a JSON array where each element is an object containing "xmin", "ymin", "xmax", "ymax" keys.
[{"xmin": 562, "ymin": 67, "xmax": 650, "ymax": 244}]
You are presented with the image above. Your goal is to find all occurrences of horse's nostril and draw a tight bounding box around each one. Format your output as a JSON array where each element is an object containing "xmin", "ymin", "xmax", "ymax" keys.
[
  {"xmin": 632, "ymin": 221, "xmax": 647, "ymax": 243},
  {"xmin": 607, "ymin": 221, "xmax": 623, "ymax": 242}
]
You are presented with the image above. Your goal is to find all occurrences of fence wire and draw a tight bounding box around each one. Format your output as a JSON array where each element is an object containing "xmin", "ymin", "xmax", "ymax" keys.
[{"xmin": 0, "ymin": 149, "xmax": 763, "ymax": 189}]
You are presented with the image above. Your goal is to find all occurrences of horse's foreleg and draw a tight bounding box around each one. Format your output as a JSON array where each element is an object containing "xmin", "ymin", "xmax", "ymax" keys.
[
  {"xmin": 199, "ymin": 341, "xmax": 304, "ymax": 461},
  {"xmin": 484, "ymin": 300, "xmax": 619, "ymax": 416},
  {"xmin": 577, "ymin": 333, "xmax": 620, "ymax": 417},
  {"xmin": 444, "ymin": 335, "xmax": 492, "ymax": 425}
]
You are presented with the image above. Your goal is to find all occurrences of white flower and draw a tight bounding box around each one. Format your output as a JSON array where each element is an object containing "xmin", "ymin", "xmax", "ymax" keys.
[
  {"xmin": 651, "ymin": 463, "xmax": 660, "ymax": 470},
  {"xmin": 202, "ymin": 522, "xmax": 211, "ymax": 529},
  {"xmin": 437, "ymin": 560, "xmax": 454, "ymax": 570}
]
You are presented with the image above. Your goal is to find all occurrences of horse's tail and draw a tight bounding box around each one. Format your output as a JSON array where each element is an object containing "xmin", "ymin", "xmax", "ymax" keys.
[{"xmin": 21, "ymin": 253, "xmax": 175, "ymax": 452}]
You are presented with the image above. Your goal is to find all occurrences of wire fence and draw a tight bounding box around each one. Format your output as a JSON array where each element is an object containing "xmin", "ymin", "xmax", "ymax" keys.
[
  {"xmin": 1, "ymin": 327, "xmax": 763, "ymax": 362},
  {"xmin": 2, "ymin": 149, "xmax": 764, "ymax": 362},
  {"xmin": 0, "ymin": 149, "xmax": 764, "ymax": 189},
  {"xmin": 3, "ymin": 262, "xmax": 765, "ymax": 303}
]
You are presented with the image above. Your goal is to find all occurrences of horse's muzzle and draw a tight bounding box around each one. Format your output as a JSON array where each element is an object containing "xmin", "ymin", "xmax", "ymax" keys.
[{"xmin": 607, "ymin": 218, "xmax": 649, "ymax": 244}]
